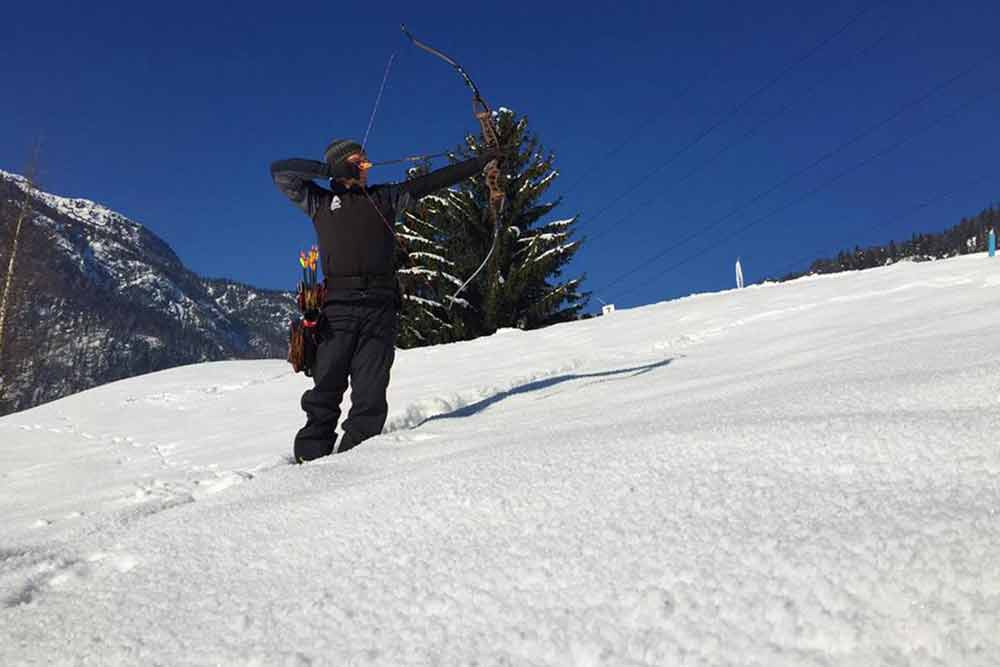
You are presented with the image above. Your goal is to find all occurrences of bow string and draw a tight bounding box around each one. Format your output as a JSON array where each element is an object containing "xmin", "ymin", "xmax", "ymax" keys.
[{"xmin": 402, "ymin": 25, "xmax": 506, "ymax": 306}]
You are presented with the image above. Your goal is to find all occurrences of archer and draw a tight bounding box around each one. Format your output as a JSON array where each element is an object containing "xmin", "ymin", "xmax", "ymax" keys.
[{"xmin": 271, "ymin": 139, "xmax": 500, "ymax": 462}]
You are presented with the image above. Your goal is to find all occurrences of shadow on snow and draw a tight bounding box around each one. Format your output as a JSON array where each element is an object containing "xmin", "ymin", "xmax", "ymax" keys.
[{"xmin": 416, "ymin": 357, "xmax": 676, "ymax": 427}]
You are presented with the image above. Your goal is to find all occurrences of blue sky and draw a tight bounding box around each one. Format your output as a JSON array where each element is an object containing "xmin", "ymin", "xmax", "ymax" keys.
[{"xmin": 3, "ymin": 0, "xmax": 998, "ymax": 312}]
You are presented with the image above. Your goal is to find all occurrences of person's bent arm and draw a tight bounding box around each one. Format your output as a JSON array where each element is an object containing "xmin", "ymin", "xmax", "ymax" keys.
[{"xmin": 270, "ymin": 159, "xmax": 331, "ymax": 218}]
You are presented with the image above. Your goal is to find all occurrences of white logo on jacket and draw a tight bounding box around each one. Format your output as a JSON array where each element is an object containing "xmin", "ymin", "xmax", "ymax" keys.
[{"xmin": 330, "ymin": 196, "xmax": 342, "ymax": 211}]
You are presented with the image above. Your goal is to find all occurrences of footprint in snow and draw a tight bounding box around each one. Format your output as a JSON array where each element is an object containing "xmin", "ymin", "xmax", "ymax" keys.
[
  {"xmin": 46, "ymin": 552, "xmax": 139, "ymax": 590},
  {"xmin": 387, "ymin": 432, "xmax": 439, "ymax": 444},
  {"xmin": 191, "ymin": 472, "xmax": 252, "ymax": 499},
  {"xmin": 86, "ymin": 551, "xmax": 139, "ymax": 573}
]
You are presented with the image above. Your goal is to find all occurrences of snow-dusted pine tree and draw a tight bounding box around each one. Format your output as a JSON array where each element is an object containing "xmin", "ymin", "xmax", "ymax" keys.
[
  {"xmin": 395, "ymin": 162, "xmax": 468, "ymax": 348},
  {"xmin": 403, "ymin": 109, "xmax": 587, "ymax": 341}
]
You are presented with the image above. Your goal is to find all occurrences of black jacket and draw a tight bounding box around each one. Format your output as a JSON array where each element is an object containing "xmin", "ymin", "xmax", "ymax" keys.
[{"xmin": 270, "ymin": 157, "xmax": 492, "ymax": 281}]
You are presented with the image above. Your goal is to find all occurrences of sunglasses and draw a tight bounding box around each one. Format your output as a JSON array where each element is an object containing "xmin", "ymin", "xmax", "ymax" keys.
[{"xmin": 347, "ymin": 155, "xmax": 373, "ymax": 171}]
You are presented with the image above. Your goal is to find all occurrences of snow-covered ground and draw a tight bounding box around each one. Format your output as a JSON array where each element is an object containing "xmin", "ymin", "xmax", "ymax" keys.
[{"xmin": 2, "ymin": 254, "xmax": 999, "ymax": 665}]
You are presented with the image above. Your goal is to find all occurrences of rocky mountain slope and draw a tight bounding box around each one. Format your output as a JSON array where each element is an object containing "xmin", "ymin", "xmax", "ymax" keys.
[{"xmin": 0, "ymin": 170, "xmax": 296, "ymax": 416}]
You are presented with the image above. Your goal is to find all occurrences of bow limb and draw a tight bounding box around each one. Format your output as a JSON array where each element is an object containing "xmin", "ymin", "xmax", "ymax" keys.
[
  {"xmin": 403, "ymin": 25, "xmax": 487, "ymax": 104},
  {"xmin": 448, "ymin": 106, "xmax": 505, "ymax": 308},
  {"xmin": 474, "ymin": 103, "xmax": 505, "ymax": 211},
  {"xmin": 402, "ymin": 25, "xmax": 507, "ymax": 308}
]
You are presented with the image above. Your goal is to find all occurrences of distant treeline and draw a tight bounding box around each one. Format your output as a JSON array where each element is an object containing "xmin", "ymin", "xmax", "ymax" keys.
[{"xmin": 780, "ymin": 204, "xmax": 998, "ymax": 281}]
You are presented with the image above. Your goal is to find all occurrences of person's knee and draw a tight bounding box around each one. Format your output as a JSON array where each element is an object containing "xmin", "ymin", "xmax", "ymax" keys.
[{"xmin": 301, "ymin": 389, "xmax": 344, "ymax": 417}]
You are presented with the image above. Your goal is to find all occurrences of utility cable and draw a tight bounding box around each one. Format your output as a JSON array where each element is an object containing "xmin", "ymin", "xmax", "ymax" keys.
[
  {"xmin": 577, "ymin": 2, "xmax": 879, "ymax": 232},
  {"xmin": 602, "ymin": 77, "xmax": 1000, "ymax": 302},
  {"xmin": 586, "ymin": 22, "xmax": 897, "ymax": 245},
  {"xmin": 594, "ymin": 52, "xmax": 996, "ymax": 294},
  {"xmin": 558, "ymin": 75, "xmax": 707, "ymax": 198}
]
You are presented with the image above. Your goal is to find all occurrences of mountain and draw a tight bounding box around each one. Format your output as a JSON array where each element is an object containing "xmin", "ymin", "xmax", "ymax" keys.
[{"xmin": 0, "ymin": 170, "xmax": 296, "ymax": 416}]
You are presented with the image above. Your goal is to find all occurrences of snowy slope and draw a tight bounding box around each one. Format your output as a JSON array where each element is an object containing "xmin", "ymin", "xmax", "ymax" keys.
[{"xmin": 2, "ymin": 255, "xmax": 999, "ymax": 665}]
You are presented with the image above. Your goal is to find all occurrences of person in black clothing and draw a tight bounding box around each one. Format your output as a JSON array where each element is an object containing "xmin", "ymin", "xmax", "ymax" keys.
[{"xmin": 271, "ymin": 139, "xmax": 497, "ymax": 462}]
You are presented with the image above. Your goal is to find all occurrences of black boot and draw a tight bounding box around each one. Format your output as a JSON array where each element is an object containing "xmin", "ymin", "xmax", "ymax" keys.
[
  {"xmin": 336, "ymin": 431, "xmax": 360, "ymax": 454},
  {"xmin": 293, "ymin": 437, "xmax": 334, "ymax": 463}
]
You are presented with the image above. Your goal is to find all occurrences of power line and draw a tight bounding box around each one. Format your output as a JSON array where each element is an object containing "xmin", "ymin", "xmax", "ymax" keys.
[
  {"xmin": 592, "ymin": 51, "xmax": 998, "ymax": 295},
  {"xmin": 558, "ymin": 76, "xmax": 707, "ymax": 198},
  {"xmin": 585, "ymin": 22, "xmax": 897, "ymax": 245},
  {"xmin": 558, "ymin": 8, "xmax": 755, "ymax": 198},
  {"xmin": 602, "ymin": 77, "xmax": 1000, "ymax": 303},
  {"xmin": 575, "ymin": 2, "xmax": 879, "ymax": 233}
]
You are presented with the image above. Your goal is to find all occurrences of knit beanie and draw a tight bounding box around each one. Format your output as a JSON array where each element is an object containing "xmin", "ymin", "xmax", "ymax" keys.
[{"xmin": 323, "ymin": 139, "xmax": 364, "ymax": 178}]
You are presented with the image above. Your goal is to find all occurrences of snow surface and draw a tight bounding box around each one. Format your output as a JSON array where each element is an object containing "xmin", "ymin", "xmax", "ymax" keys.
[{"xmin": 2, "ymin": 254, "xmax": 1000, "ymax": 665}]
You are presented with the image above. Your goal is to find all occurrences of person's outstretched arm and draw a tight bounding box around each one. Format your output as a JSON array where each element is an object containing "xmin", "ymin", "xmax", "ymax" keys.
[
  {"xmin": 270, "ymin": 159, "xmax": 332, "ymax": 218},
  {"xmin": 399, "ymin": 154, "xmax": 496, "ymax": 200}
]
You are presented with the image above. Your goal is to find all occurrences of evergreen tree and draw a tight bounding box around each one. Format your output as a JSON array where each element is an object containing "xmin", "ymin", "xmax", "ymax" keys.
[
  {"xmin": 395, "ymin": 162, "xmax": 466, "ymax": 348},
  {"xmin": 778, "ymin": 201, "xmax": 1000, "ymax": 282},
  {"xmin": 401, "ymin": 109, "xmax": 588, "ymax": 341}
]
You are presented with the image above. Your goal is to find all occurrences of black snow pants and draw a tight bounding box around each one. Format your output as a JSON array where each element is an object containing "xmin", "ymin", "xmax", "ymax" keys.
[{"xmin": 294, "ymin": 288, "xmax": 399, "ymax": 462}]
